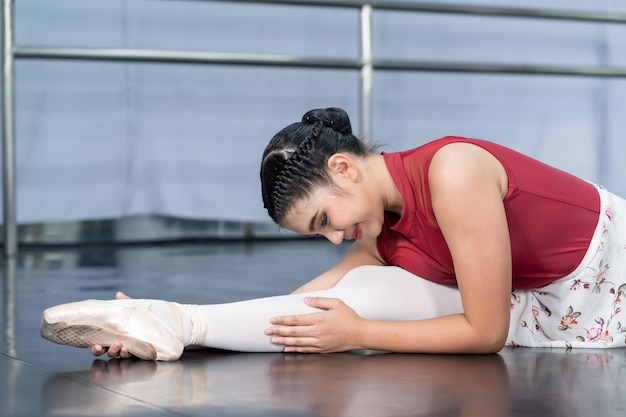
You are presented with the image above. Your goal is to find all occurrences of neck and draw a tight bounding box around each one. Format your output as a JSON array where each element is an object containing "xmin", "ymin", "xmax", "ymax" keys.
[{"xmin": 368, "ymin": 154, "xmax": 402, "ymax": 214}]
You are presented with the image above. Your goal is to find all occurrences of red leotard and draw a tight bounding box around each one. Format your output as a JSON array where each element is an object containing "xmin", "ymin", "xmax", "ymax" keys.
[{"xmin": 376, "ymin": 136, "xmax": 600, "ymax": 290}]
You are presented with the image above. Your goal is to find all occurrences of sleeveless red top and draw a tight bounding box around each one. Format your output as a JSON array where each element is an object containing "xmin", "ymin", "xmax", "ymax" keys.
[{"xmin": 376, "ymin": 136, "xmax": 600, "ymax": 289}]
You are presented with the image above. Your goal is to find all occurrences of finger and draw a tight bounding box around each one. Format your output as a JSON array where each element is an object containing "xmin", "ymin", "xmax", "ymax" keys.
[
  {"xmin": 271, "ymin": 336, "xmax": 320, "ymax": 349},
  {"xmin": 115, "ymin": 291, "xmax": 131, "ymax": 299},
  {"xmin": 107, "ymin": 341, "xmax": 123, "ymax": 358},
  {"xmin": 284, "ymin": 346, "xmax": 321, "ymax": 353},
  {"xmin": 119, "ymin": 346, "xmax": 132, "ymax": 359},
  {"xmin": 266, "ymin": 325, "xmax": 310, "ymax": 337},
  {"xmin": 269, "ymin": 312, "xmax": 321, "ymax": 326},
  {"xmin": 91, "ymin": 344, "xmax": 107, "ymax": 356},
  {"xmin": 304, "ymin": 296, "xmax": 341, "ymax": 310}
]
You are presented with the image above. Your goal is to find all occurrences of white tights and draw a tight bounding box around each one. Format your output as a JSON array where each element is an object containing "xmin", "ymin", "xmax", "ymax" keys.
[{"xmin": 190, "ymin": 265, "xmax": 463, "ymax": 352}]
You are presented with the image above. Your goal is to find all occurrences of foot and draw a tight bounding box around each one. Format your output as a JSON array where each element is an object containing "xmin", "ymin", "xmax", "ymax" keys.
[{"xmin": 41, "ymin": 299, "xmax": 186, "ymax": 361}]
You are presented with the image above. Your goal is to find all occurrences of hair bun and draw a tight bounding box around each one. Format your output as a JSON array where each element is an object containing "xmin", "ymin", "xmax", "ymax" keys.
[{"xmin": 302, "ymin": 107, "xmax": 352, "ymax": 135}]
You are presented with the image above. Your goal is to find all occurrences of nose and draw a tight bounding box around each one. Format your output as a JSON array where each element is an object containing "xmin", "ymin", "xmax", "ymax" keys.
[{"xmin": 323, "ymin": 229, "xmax": 344, "ymax": 245}]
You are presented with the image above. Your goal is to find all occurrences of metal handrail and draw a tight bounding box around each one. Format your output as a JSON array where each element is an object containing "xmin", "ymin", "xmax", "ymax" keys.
[
  {"xmin": 16, "ymin": 47, "xmax": 626, "ymax": 78},
  {"xmin": 210, "ymin": 0, "xmax": 626, "ymax": 23},
  {"xmin": 3, "ymin": 0, "xmax": 626, "ymax": 257}
]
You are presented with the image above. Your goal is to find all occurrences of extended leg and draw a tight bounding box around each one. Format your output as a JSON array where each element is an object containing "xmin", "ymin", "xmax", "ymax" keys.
[
  {"xmin": 41, "ymin": 265, "xmax": 462, "ymax": 358},
  {"xmin": 193, "ymin": 265, "xmax": 462, "ymax": 351}
]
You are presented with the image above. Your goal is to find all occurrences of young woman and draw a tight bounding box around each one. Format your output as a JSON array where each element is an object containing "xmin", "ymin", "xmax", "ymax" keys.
[{"xmin": 42, "ymin": 107, "xmax": 626, "ymax": 360}]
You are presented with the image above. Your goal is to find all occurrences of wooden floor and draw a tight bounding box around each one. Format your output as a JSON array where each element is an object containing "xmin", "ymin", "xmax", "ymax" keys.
[{"xmin": 1, "ymin": 240, "xmax": 625, "ymax": 417}]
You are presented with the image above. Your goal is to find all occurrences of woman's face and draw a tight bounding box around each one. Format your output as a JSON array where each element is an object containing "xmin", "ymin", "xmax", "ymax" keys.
[{"xmin": 282, "ymin": 181, "xmax": 385, "ymax": 245}]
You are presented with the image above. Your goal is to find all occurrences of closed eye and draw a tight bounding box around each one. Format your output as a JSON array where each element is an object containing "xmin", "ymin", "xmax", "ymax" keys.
[{"xmin": 320, "ymin": 213, "xmax": 328, "ymax": 228}]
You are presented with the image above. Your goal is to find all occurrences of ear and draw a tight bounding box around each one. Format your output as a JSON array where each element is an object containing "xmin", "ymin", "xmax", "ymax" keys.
[{"xmin": 327, "ymin": 153, "xmax": 358, "ymax": 182}]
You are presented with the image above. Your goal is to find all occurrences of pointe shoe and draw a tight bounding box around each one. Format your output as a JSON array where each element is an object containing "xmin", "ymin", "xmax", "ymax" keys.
[{"xmin": 41, "ymin": 299, "xmax": 185, "ymax": 361}]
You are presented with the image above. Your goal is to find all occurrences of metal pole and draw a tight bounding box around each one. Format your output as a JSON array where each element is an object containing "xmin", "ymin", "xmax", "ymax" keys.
[
  {"xmin": 15, "ymin": 46, "xmax": 626, "ymax": 78},
  {"xmin": 2, "ymin": 0, "xmax": 17, "ymax": 258},
  {"xmin": 372, "ymin": 59, "xmax": 626, "ymax": 77},
  {"xmin": 14, "ymin": 46, "xmax": 362, "ymax": 69},
  {"xmin": 207, "ymin": 0, "xmax": 626, "ymax": 24},
  {"xmin": 359, "ymin": 4, "xmax": 373, "ymax": 142},
  {"xmin": 3, "ymin": 256, "xmax": 17, "ymax": 356}
]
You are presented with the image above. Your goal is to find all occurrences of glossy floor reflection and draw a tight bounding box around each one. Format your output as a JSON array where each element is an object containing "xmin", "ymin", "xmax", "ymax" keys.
[{"xmin": 2, "ymin": 240, "xmax": 626, "ymax": 417}]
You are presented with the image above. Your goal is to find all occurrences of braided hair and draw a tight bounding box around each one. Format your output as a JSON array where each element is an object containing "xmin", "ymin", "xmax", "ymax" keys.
[{"xmin": 261, "ymin": 107, "xmax": 376, "ymax": 225}]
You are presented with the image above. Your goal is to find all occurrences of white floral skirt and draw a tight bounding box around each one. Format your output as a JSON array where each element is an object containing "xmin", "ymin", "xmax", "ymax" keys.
[{"xmin": 507, "ymin": 185, "xmax": 626, "ymax": 348}]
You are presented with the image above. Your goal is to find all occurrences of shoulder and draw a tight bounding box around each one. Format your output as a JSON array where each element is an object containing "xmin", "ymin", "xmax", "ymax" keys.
[
  {"xmin": 431, "ymin": 141, "xmax": 498, "ymax": 170},
  {"xmin": 429, "ymin": 142, "xmax": 508, "ymax": 198}
]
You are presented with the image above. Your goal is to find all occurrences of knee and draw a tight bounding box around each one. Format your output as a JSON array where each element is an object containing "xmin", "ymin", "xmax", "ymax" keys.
[{"xmin": 335, "ymin": 265, "xmax": 412, "ymax": 289}]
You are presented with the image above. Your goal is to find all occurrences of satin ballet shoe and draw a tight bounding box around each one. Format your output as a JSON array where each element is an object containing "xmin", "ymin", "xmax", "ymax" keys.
[{"xmin": 41, "ymin": 299, "xmax": 185, "ymax": 361}]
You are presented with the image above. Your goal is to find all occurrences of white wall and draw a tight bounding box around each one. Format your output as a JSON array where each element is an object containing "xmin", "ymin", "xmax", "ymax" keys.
[{"xmin": 3, "ymin": 0, "xmax": 625, "ymax": 224}]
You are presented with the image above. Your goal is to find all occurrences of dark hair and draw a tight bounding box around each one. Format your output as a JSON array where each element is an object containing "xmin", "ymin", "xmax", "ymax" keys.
[{"xmin": 261, "ymin": 107, "xmax": 376, "ymax": 225}]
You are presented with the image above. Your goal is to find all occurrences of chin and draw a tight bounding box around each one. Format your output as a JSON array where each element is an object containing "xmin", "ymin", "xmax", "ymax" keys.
[{"xmin": 370, "ymin": 222, "xmax": 384, "ymax": 238}]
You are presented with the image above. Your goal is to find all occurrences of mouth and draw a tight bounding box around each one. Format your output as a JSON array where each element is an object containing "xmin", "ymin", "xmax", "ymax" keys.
[{"xmin": 350, "ymin": 224, "xmax": 362, "ymax": 240}]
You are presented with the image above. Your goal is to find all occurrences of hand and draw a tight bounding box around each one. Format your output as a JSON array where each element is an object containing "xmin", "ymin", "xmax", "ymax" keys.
[
  {"xmin": 265, "ymin": 297, "xmax": 364, "ymax": 353},
  {"xmin": 91, "ymin": 291, "xmax": 134, "ymax": 359}
]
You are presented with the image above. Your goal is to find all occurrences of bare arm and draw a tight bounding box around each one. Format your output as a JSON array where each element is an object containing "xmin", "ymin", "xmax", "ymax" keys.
[
  {"xmin": 270, "ymin": 142, "xmax": 512, "ymax": 354},
  {"xmin": 360, "ymin": 142, "xmax": 512, "ymax": 353},
  {"xmin": 292, "ymin": 237, "xmax": 384, "ymax": 294}
]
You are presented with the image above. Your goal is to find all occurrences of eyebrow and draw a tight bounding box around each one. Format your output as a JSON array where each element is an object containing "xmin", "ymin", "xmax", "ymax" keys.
[{"xmin": 309, "ymin": 210, "xmax": 318, "ymax": 232}]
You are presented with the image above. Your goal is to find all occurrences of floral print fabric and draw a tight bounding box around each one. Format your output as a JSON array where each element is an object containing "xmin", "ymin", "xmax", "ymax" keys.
[{"xmin": 507, "ymin": 186, "xmax": 626, "ymax": 348}]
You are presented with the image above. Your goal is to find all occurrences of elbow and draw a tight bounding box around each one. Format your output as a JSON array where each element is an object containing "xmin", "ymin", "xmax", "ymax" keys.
[
  {"xmin": 472, "ymin": 328, "xmax": 507, "ymax": 354},
  {"xmin": 467, "ymin": 312, "xmax": 509, "ymax": 354},
  {"xmin": 478, "ymin": 338, "xmax": 506, "ymax": 354}
]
